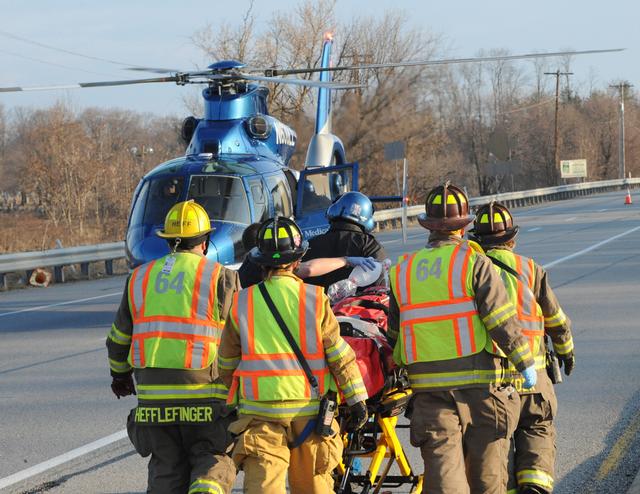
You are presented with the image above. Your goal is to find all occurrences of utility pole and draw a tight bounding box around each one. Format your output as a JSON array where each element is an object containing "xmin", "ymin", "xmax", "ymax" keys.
[
  {"xmin": 610, "ymin": 82, "xmax": 633, "ymax": 179},
  {"xmin": 545, "ymin": 70, "xmax": 573, "ymax": 183},
  {"xmin": 544, "ymin": 69, "xmax": 573, "ymax": 183}
]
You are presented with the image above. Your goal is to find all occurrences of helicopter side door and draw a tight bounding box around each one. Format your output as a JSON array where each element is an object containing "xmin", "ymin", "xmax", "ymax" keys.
[
  {"xmin": 264, "ymin": 172, "xmax": 294, "ymax": 218},
  {"xmin": 295, "ymin": 162, "xmax": 359, "ymax": 240}
]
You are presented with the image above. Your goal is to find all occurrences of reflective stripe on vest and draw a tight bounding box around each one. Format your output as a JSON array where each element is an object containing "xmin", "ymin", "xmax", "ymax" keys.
[
  {"xmin": 391, "ymin": 243, "xmax": 487, "ymax": 364},
  {"xmin": 137, "ymin": 383, "xmax": 228, "ymax": 402},
  {"xmin": 128, "ymin": 254, "xmax": 224, "ymax": 370},
  {"xmin": 233, "ymin": 280, "xmax": 332, "ymax": 403},
  {"xmin": 487, "ymin": 250, "xmax": 545, "ymax": 360}
]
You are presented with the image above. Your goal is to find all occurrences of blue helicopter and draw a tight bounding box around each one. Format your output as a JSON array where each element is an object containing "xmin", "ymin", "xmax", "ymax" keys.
[
  {"xmin": 1, "ymin": 40, "xmax": 622, "ymax": 267},
  {"xmin": 124, "ymin": 34, "xmax": 360, "ymax": 266}
]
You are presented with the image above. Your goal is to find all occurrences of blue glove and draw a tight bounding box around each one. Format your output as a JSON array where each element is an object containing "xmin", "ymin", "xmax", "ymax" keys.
[
  {"xmin": 521, "ymin": 366, "xmax": 537, "ymax": 389},
  {"xmin": 346, "ymin": 257, "xmax": 377, "ymax": 271}
]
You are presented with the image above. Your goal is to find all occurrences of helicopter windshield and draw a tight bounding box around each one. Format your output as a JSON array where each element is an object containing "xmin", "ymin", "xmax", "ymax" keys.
[
  {"xmin": 187, "ymin": 175, "xmax": 250, "ymax": 225},
  {"xmin": 137, "ymin": 176, "xmax": 185, "ymax": 225}
]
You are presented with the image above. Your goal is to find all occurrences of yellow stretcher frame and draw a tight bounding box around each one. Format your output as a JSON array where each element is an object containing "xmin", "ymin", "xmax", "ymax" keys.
[{"xmin": 335, "ymin": 387, "xmax": 423, "ymax": 494}]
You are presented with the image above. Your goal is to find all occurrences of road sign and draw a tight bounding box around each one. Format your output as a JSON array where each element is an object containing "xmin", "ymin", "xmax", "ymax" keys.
[
  {"xmin": 384, "ymin": 141, "xmax": 406, "ymax": 161},
  {"xmin": 560, "ymin": 159, "xmax": 587, "ymax": 178}
]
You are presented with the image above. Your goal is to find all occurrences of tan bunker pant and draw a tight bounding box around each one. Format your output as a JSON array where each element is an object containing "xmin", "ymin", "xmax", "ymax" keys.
[
  {"xmin": 127, "ymin": 406, "xmax": 236, "ymax": 494},
  {"xmin": 409, "ymin": 386, "xmax": 521, "ymax": 494},
  {"xmin": 229, "ymin": 416, "xmax": 343, "ymax": 494},
  {"xmin": 507, "ymin": 389, "xmax": 558, "ymax": 493}
]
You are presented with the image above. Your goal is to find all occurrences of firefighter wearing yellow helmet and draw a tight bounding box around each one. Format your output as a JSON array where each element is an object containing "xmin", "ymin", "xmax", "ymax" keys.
[
  {"xmin": 471, "ymin": 201, "xmax": 575, "ymax": 494},
  {"xmin": 387, "ymin": 182, "xmax": 536, "ymax": 493},
  {"xmin": 107, "ymin": 200, "xmax": 240, "ymax": 494},
  {"xmin": 218, "ymin": 216, "xmax": 369, "ymax": 494}
]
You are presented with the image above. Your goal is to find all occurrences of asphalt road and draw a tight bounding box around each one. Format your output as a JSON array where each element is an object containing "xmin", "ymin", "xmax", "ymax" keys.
[{"xmin": 1, "ymin": 190, "xmax": 639, "ymax": 493}]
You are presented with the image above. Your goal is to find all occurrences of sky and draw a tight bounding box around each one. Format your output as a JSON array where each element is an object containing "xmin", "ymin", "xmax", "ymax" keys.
[{"xmin": 0, "ymin": 0, "xmax": 634, "ymax": 118}]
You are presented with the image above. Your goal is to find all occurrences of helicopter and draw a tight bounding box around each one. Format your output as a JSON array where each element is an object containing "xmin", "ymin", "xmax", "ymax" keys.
[{"xmin": 0, "ymin": 38, "xmax": 623, "ymax": 267}]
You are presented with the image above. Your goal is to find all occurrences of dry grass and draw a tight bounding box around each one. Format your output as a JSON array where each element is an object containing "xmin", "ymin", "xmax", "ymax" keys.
[{"xmin": 0, "ymin": 211, "xmax": 123, "ymax": 254}]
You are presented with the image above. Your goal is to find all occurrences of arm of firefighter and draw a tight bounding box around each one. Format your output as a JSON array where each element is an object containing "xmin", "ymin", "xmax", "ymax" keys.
[
  {"xmin": 473, "ymin": 255, "xmax": 534, "ymax": 371},
  {"xmin": 533, "ymin": 263, "xmax": 574, "ymax": 356},
  {"xmin": 218, "ymin": 293, "xmax": 242, "ymax": 389},
  {"xmin": 106, "ymin": 280, "xmax": 133, "ymax": 377},
  {"xmin": 387, "ymin": 290, "xmax": 400, "ymax": 348},
  {"xmin": 321, "ymin": 296, "xmax": 368, "ymax": 406},
  {"xmin": 217, "ymin": 266, "xmax": 241, "ymax": 322},
  {"xmin": 295, "ymin": 257, "xmax": 348, "ymax": 278}
]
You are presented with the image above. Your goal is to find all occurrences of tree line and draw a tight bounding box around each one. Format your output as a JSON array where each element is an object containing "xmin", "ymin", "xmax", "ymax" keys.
[{"xmin": 0, "ymin": 0, "xmax": 637, "ymax": 252}]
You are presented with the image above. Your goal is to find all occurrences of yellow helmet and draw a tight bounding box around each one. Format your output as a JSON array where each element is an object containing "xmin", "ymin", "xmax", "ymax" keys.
[{"xmin": 156, "ymin": 200, "xmax": 214, "ymax": 239}]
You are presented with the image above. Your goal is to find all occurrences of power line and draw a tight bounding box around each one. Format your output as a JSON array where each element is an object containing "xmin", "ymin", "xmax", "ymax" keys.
[
  {"xmin": 0, "ymin": 29, "xmax": 138, "ymax": 67},
  {"xmin": 0, "ymin": 49, "xmax": 118, "ymax": 78}
]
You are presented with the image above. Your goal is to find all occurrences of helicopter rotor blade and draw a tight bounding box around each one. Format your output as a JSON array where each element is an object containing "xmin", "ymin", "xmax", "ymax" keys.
[
  {"xmin": 125, "ymin": 66, "xmax": 184, "ymax": 74},
  {"xmin": 269, "ymin": 48, "xmax": 625, "ymax": 76},
  {"xmin": 239, "ymin": 73, "xmax": 361, "ymax": 89},
  {"xmin": 0, "ymin": 75, "xmax": 181, "ymax": 93}
]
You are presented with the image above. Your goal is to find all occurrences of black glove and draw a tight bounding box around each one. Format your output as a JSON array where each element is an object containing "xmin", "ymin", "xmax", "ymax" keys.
[
  {"xmin": 347, "ymin": 401, "xmax": 368, "ymax": 431},
  {"xmin": 111, "ymin": 374, "xmax": 136, "ymax": 399},
  {"xmin": 558, "ymin": 352, "xmax": 575, "ymax": 376}
]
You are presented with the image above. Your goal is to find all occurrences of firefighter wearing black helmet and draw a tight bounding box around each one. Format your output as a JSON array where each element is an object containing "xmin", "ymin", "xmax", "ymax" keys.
[
  {"xmin": 387, "ymin": 182, "xmax": 537, "ymax": 494},
  {"xmin": 218, "ymin": 217, "xmax": 369, "ymax": 494},
  {"xmin": 471, "ymin": 201, "xmax": 575, "ymax": 494}
]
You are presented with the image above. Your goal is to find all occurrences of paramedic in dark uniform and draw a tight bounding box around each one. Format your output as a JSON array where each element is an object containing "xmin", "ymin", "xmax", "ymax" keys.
[{"xmin": 303, "ymin": 191, "xmax": 387, "ymax": 289}]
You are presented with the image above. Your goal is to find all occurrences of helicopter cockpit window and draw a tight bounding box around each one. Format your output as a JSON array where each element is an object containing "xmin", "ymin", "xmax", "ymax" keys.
[
  {"xmin": 129, "ymin": 181, "xmax": 149, "ymax": 227},
  {"xmin": 248, "ymin": 178, "xmax": 269, "ymax": 222},
  {"xmin": 188, "ymin": 175, "xmax": 250, "ymax": 224},
  {"xmin": 142, "ymin": 177, "xmax": 185, "ymax": 225},
  {"xmin": 265, "ymin": 175, "xmax": 292, "ymax": 218}
]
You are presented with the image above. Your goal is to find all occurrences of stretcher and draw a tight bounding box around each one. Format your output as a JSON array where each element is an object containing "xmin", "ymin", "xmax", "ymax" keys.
[{"xmin": 332, "ymin": 287, "xmax": 423, "ymax": 494}]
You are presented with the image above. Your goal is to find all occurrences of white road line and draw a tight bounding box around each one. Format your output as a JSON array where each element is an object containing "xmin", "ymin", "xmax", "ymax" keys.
[
  {"xmin": 527, "ymin": 227, "xmax": 542, "ymax": 232},
  {"xmin": 564, "ymin": 216, "xmax": 577, "ymax": 222},
  {"xmin": 599, "ymin": 208, "xmax": 609, "ymax": 212},
  {"xmin": 3, "ymin": 224, "xmax": 640, "ymax": 489},
  {"xmin": 0, "ymin": 430, "xmax": 127, "ymax": 489},
  {"xmin": 0, "ymin": 292, "xmax": 120, "ymax": 318},
  {"xmin": 543, "ymin": 225, "xmax": 640, "ymax": 269}
]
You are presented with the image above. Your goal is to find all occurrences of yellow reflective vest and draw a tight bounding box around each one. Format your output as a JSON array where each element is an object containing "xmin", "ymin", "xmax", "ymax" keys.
[
  {"xmin": 487, "ymin": 249, "xmax": 546, "ymax": 390},
  {"xmin": 222, "ymin": 276, "xmax": 365, "ymax": 419},
  {"xmin": 390, "ymin": 242, "xmax": 505, "ymax": 365},
  {"xmin": 128, "ymin": 252, "xmax": 224, "ymax": 370}
]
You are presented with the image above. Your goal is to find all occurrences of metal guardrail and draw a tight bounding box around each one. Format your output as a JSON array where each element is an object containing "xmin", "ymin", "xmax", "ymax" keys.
[
  {"xmin": 373, "ymin": 178, "xmax": 640, "ymax": 227},
  {"xmin": 0, "ymin": 241, "xmax": 124, "ymax": 289},
  {"xmin": 0, "ymin": 178, "xmax": 638, "ymax": 289}
]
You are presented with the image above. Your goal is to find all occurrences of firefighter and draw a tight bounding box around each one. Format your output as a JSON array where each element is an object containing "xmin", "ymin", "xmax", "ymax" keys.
[
  {"xmin": 218, "ymin": 216, "xmax": 369, "ymax": 494},
  {"xmin": 471, "ymin": 201, "xmax": 575, "ymax": 494},
  {"xmin": 387, "ymin": 182, "xmax": 537, "ymax": 494},
  {"xmin": 106, "ymin": 200, "xmax": 239, "ymax": 494},
  {"xmin": 303, "ymin": 191, "xmax": 387, "ymax": 289},
  {"xmin": 238, "ymin": 220, "xmax": 377, "ymax": 288}
]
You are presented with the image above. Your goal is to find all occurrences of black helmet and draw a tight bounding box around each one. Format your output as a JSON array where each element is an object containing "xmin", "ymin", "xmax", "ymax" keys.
[
  {"xmin": 249, "ymin": 216, "xmax": 309, "ymax": 266},
  {"xmin": 470, "ymin": 201, "xmax": 519, "ymax": 246},
  {"xmin": 418, "ymin": 181, "xmax": 474, "ymax": 231}
]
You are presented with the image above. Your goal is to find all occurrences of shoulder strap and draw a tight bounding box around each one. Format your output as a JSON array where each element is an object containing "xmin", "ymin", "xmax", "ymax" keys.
[
  {"xmin": 258, "ymin": 283, "xmax": 320, "ymax": 395},
  {"xmin": 488, "ymin": 255, "xmax": 527, "ymax": 284}
]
